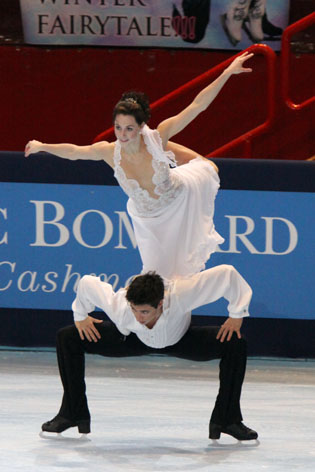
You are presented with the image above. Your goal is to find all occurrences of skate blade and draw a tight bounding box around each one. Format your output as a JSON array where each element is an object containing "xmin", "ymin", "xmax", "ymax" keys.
[
  {"xmin": 39, "ymin": 431, "xmax": 90, "ymax": 442},
  {"xmin": 209, "ymin": 438, "xmax": 260, "ymax": 448}
]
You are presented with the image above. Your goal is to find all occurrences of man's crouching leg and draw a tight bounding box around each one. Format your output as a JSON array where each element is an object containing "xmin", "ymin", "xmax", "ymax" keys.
[
  {"xmin": 209, "ymin": 333, "xmax": 258, "ymax": 441},
  {"xmin": 42, "ymin": 325, "xmax": 91, "ymax": 435}
]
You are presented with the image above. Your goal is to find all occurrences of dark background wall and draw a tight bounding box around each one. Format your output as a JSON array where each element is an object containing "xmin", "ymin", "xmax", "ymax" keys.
[{"xmin": 0, "ymin": 0, "xmax": 314, "ymax": 159}]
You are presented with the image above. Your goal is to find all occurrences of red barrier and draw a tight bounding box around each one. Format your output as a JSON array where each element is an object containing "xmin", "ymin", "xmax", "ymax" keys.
[
  {"xmin": 281, "ymin": 12, "xmax": 315, "ymax": 111},
  {"xmin": 208, "ymin": 44, "xmax": 276, "ymax": 158},
  {"xmin": 93, "ymin": 44, "xmax": 276, "ymax": 160}
]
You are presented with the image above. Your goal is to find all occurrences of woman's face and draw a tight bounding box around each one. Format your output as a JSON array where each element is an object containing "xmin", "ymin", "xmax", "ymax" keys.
[{"xmin": 114, "ymin": 114, "xmax": 143, "ymax": 147}]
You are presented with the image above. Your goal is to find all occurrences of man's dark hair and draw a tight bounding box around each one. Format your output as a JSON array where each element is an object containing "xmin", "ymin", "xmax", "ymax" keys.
[{"xmin": 126, "ymin": 272, "xmax": 164, "ymax": 308}]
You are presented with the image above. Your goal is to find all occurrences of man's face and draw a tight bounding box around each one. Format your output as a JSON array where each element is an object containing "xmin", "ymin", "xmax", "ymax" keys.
[{"xmin": 129, "ymin": 301, "xmax": 163, "ymax": 327}]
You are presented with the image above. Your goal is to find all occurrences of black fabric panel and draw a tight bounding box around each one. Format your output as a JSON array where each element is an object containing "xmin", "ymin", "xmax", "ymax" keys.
[
  {"xmin": 0, "ymin": 308, "xmax": 314, "ymax": 358},
  {"xmin": 1, "ymin": 152, "xmax": 117, "ymax": 186},
  {"xmin": 1, "ymin": 152, "xmax": 315, "ymax": 191},
  {"xmin": 214, "ymin": 158, "xmax": 315, "ymax": 192},
  {"xmin": 193, "ymin": 315, "xmax": 315, "ymax": 359}
]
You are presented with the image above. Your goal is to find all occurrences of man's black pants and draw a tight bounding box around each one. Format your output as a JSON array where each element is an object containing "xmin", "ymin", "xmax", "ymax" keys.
[{"xmin": 56, "ymin": 321, "xmax": 247, "ymax": 428}]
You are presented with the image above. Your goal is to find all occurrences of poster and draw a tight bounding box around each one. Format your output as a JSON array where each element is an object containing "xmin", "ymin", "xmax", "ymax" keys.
[{"xmin": 18, "ymin": 0, "xmax": 289, "ymax": 50}]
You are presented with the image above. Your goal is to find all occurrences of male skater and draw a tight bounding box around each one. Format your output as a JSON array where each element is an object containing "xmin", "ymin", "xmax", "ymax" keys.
[{"xmin": 42, "ymin": 264, "xmax": 258, "ymax": 441}]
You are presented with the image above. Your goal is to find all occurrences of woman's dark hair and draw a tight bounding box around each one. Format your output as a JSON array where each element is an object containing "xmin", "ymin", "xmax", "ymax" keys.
[
  {"xmin": 113, "ymin": 91, "xmax": 151, "ymax": 125},
  {"xmin": 126, "ymin": 272, "xmax": 164, "ymax": 308}
]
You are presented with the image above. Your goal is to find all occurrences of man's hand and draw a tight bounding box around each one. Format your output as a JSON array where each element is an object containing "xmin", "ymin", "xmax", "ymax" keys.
[
  {"xmin": 216, "ymin": 318, "xmax": 243, "ymax": 343},
  {"xmin": 75, "ymin": 316, "xmax": 103, "ymax": 342}
]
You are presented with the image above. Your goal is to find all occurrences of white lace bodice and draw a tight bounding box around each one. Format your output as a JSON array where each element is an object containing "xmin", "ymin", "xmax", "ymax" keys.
[{"xmin": 113, "ymin": 125, "xmax": 183, "ymax": 215}]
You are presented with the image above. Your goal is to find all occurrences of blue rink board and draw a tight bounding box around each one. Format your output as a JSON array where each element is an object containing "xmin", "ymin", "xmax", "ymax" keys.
[{"xmin": 0, "ymin": 182, "xmax": 314, "ymax": 319}]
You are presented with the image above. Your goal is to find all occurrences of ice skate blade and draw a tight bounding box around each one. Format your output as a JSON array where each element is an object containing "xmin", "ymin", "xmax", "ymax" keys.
[
  {"xmin": 39, "ymin": 430, "xmax": 91, "ymax": 442},
  {"xmin": 39, "ymin": 431, "xmax": 63, "ymax": 440},
  {"xmin": 210, "ymin": 438, "xmax": 260, "ymax": 448},
  {"xmin": 79, "ymin": 434, "xmax": 91, "ymax": 441}
]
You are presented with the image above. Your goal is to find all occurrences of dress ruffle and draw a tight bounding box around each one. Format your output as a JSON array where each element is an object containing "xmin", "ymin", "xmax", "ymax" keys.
[{"xmin": 113, "ymin": 126, "xmax": 223, "ymax": 278}]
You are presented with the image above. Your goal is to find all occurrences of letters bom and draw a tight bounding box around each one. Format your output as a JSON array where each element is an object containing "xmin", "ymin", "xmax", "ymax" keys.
[
  {"xmin": 29, "ymin": 201, "xmax": 299, "ymax": 255},
  {"xmin": 0, "ymin": 201, "xmax": 299, "ymax": 296},
  {"xmin": 1, "ymin": 201, "xmax": 298, "ymax": 254}
]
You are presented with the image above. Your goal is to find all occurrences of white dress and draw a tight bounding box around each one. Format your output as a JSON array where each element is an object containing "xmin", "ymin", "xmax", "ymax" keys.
[{"xmin": 113, "ymin": 124, "xmax": 224, "ymax": 279}]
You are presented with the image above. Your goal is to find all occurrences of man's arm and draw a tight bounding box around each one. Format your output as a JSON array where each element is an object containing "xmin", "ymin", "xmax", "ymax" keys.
[
  {"xmin": 72, "ymin": 274, "xmax": 127, "ymax": 342},
  {"xmin": 174, "ymin": 264, "xmax": 252, "ymax": 341}
]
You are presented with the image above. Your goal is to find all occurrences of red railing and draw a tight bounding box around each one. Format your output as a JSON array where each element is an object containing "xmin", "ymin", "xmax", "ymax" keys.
[
  {"xmin": 93, "ymin": 43, "xmax": 277, "ymax": 157},
  {"xmin": 281, "ymin": 12, "xmax": 315, "ymax": 111},
  {"xmin": 208, "ymin": 44, "xmax": 276, "ymax": 158}
]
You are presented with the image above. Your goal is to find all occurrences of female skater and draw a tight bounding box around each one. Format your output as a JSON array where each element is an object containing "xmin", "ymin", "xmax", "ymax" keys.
[{"xmin": 25, "ymin": 52, "xmax": 253, "ymax": 279}]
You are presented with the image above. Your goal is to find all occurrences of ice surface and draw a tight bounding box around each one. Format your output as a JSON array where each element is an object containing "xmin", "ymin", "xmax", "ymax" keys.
[{"xmin": 1, "ymin": 350, "xmax": 314, "ymax": 472}]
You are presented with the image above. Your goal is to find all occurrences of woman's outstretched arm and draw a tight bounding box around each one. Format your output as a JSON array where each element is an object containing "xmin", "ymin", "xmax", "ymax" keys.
[
  {"xmin": 25, "ymin": 139, "xmax": 114, "ymax": 168},
  {"xmin": 158, "ymin": 52, "xmax": 253, "ymax": 144}
]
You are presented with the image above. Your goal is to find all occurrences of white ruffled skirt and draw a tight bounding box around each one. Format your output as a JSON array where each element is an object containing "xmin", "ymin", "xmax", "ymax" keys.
[{"xmin": 127, "ymin": 157, "xmax": 224, "ymax": 279}]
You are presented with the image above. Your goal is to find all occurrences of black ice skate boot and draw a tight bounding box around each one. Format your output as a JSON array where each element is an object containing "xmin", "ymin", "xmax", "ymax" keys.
[
  {"xmin": 41, "ymin": 415, "xmax": 90, "ymax": 435},
  {"xmin": 209, "ymin": 421, "xmax": 258, "ymax": 441}
]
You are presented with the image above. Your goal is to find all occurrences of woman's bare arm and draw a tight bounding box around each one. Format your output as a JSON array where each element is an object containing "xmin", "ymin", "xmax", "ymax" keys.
[
  {"xmin": 25, "ymin": 139, "xmax": 114, "ymax": 168},
  {"xmin": 167, "ymin": 141, "xmax": 218, "ymax": 172},
  {"xmin": 158, "ymin": 52, "xmax": 253, "ymax": 144}
]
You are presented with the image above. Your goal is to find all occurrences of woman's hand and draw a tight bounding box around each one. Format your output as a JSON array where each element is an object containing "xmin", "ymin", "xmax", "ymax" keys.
[
  {"xmin": 158, "ymin": 50, "xmax": 253, "ymax": 141},
  {"xmin": 225, "ymin": 52, "xmax": 254, "ymax": 76},
  {"xmin": 25, "ymin": 139, "xmax": 43, "ymax": 157}
]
